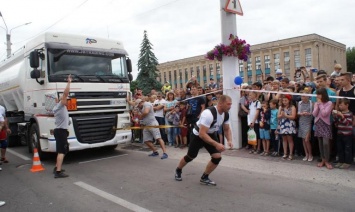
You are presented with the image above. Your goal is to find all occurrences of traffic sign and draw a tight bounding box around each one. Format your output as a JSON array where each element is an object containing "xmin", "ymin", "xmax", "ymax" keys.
[{"xmin": 225, "ymin": 0, "xmax": 243, "ymax": 16}]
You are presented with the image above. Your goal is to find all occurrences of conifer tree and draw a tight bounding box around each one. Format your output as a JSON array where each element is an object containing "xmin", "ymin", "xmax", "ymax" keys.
[{"xmin": 136, "ymin": 30, "xmax": 162, "ymax": 95}]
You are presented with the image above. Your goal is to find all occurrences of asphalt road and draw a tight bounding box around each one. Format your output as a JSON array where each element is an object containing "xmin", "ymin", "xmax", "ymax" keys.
[{"xmin": 1, "ymin": 143, "xmax": 355, "ymax": 212}]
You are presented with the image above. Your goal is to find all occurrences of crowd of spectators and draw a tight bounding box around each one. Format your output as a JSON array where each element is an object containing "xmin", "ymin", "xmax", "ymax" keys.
[{"xmin": 128, "ymin": 64, "xmax": 355, "ymax": 170}]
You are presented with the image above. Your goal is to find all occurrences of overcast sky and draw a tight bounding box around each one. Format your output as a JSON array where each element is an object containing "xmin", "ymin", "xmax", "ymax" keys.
[{"xmin": 1, "ymin": 0, "xmax": 354, "ymax": 79}]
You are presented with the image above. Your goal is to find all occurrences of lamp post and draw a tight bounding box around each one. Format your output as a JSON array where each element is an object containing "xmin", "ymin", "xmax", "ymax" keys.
[{"xmin": 0, "ymin": 11, "xmax": 31, "ymax": 58}]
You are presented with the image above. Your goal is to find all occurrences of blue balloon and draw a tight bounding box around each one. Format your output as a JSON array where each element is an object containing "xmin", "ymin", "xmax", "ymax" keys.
[{"xmin": 234, "ymin": 76, "xmax": 243, "ymax": 85}]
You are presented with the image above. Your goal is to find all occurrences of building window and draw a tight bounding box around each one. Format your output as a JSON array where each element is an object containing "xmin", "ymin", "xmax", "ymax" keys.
[
  {"xmin": 256, "ymin": 75, "xmax": 262, "ymax": 82},
  {"xmin": 185, "ymin": 68, "xmax": 188, "ymax": 82},
  {"xmin": 196, "ymin": 66, "xmax": 200, "ymax": 78},
  {"xmin": 215, "ymin": 63, "xmax": 220, "ymax": 76},
  {"xmin": 274, "ymin": 53, "xmax": 280, "ymax": 71},
  {"xmin": 255, "ymin": 56, "xmax": 261, "ymax": 71},
  {"xmin": 305, "ymin": 48, "xmax": 312, "ymax": 67},
  {"xmin": 247, "ymin": 76, "xmax": 252, "ymax": 84},
  {"xmin": 190, "ymin": 67, "xmax": 194, "ymax": 77},
  {"xmin": 294, "ymin": 50, "xmax": 300, "ymax": 69},
  {"xmin": 164, "ymin": 72, "xmax": 166, "ymax": 83},
  {"xmin": 203, "ymin": 65, "xmax": 207, "ymax": 77},
  {"xmin": 203, "ymin": 66, "xmax": 206, "ymax": 79},
  {"xmin": 284, "ymin": 52, "xmax": 290, "ymax": 77},
  {"xmin": 174, "ymin": 70, "xmax": 177, "ymax": 85},
  {"xmin": 168, "ymin": 71, "xmax": 172, "ymax": 84},
  {"xmin": 264, "ymin": 55, "xmax": 270, "ymax": 69}
]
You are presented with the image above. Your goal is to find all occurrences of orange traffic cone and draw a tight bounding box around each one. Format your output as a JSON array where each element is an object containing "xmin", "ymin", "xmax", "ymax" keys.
[{"xmin": 30, "ymin": 148, "xmax": 45, "ymax": 172}]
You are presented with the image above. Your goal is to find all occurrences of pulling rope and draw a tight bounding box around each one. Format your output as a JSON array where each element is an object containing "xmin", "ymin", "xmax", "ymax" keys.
[{"xmin": 113, "ymin": 125, "xmax": 187, "ymax": 131}]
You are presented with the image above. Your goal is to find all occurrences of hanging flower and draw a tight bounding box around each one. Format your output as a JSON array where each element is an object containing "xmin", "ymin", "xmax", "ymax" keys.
[{"xmin": 206, "ymin": 34, "xmax": 251, "ymax": 62}]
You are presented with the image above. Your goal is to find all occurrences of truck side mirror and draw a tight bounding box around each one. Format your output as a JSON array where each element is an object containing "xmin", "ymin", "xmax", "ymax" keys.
[
  {"xmin": 30, "ymin": 50, "xmax": 39, "ymax": 68},
  {"xmin": 126, "ymin": 58, "xmax": 132, "ymax": 73},
  {"xmin": 30, "ymin": 69, "xmax": 41, "ymax": 78},
  {"xmin": 128, "ymin": 73, "xmax": 133, "ymax": 82}
]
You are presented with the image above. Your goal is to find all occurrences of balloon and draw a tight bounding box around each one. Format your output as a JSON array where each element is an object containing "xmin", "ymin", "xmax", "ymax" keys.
[{"xmin": 234, "ymin": 76, "xmax": 243, "ymax": 85}]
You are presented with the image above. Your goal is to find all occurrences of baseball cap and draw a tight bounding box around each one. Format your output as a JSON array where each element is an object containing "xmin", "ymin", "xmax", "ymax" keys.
[{"xmin": 276, "ymin": 69, "xmax": 283, "ymax": 74}]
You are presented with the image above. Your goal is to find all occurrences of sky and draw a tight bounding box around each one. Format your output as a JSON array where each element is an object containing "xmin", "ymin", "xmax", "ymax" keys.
[{"xmin": 1, "ymin": 0, "xmax": 354, "ymax": 79}]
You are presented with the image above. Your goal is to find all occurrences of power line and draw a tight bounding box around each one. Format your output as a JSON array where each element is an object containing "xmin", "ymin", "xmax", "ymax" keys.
[{"xmin": 12, "ymin": 0, "xmax": 89, "ymax": 46}]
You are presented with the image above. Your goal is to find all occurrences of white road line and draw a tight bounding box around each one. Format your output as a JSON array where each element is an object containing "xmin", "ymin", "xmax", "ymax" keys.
[
  {"xmin": 78, "ymin": 154, "xmax": 128, "ymax": 164},
  {"xmin": 7, "ymin": 148, "xmax": 31, "ymax": 161},
  {"xmin": 74, "ymin": 181, "xmax": 152, "ymax": 212}
]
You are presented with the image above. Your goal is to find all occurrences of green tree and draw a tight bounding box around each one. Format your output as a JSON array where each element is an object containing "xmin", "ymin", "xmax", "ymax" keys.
[
  {"xmin": 346, "ymin": 47, "xmax": 355, "ymax": 73},
  {"xmin": 136, "ymin": 30, "xmax": 162, "ymax": 95},
  {"xmin": 130, "ymin": 80, "xmax": 138, "ymax": 93}
]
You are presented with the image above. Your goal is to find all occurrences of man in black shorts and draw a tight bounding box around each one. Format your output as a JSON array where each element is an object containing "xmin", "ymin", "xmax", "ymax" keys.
[
  {"xmin": 175, "ymin": 95, "xmax": 233, "ymax": 186},
  {"xmin": 53, "ymin": 75, "xmax": 72, "ymax": 178}
]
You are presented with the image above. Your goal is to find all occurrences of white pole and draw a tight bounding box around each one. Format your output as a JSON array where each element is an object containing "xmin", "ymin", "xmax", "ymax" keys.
[{"xmin": 220, "ymin": 0, "xmax": 242, "ymax": 149}]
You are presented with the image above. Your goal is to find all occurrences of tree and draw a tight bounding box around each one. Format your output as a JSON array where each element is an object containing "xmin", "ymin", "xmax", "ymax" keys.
[
  {"xmin": 130, "ymin": 80, "xmax": 138, "ymax": 93},
  {"xmin": 346, "ymin": 47, "xmax": 355, "ymax": 73},
  {"xmin": 136, "ymin": 30, "xmax": 162, "ymax": 95}
]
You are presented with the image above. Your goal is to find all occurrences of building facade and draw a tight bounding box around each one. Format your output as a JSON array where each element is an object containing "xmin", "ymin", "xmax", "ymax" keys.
[{"xmin": 157, "ymin": 34, "xmax": 346, "ymax": 89}]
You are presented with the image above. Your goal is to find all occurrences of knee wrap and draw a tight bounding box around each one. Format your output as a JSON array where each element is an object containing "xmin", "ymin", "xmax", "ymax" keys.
[
  {"xmin": 211, "ymin": 157, "xmax": 222, "ymax": 165},
  {"xmin": 184, "ymin": 155, "xmax": 194, "ymax": 163}
]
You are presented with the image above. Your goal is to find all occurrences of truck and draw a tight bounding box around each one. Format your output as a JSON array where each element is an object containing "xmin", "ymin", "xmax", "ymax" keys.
[{"xmin": 0, "ymin": 32, "xmax": 133, "ymax": 157}]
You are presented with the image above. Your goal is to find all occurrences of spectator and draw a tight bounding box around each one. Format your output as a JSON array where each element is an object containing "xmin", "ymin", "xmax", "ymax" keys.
[
  {"xmin": 278, "ymin": 94, "xmax": 297, "ymax": 160},
  {"xmin": 259, "ymin": 101, "xmax": 271, "ymax": 156},
  {"xmin": 280, "ymin": 78, "xmax": 290, "ymax": 90},
  {"xmin": 269, "ymin": 99, "xmax": 279, "ymax": 156},
  {"xmin": 208, "ymin": 78, "xmax": 217, "ymax": 90},
  {"xmin": 186, "ymin": 85, "xmax": 205, "ymax": 145},
  {"xmin": 248, "ymin": 91, "xmax": 261, "ymax": 154},
  {"xmin": 297, "ymin": 90, "xmax": 313, "ymax": 162},
  {"xmin": 239, "ymin": 86, "xmax": 250, "ymax": 148},
  {"xmin": 330, "ymin": 64, "xmax": 342, "ymax": 77},
  {"xmin": 313, "ymin": 88, "xmax": 333, "ymax": 169},
  {"xmin": 166, "ymin": 105, "xmax": 181, "ymax": 148},
  {"xmin": 164, "ymin": 92, "xmax": 178, "ymax": 146},
  {"xmin": 333, "ymin": 98, "xmax": 353, "ymax": 169},
  {"xmin": 153, "ymin": 92, "xmax": 167, "ymax": 144},
  {"xmin": 179, "ymin": 102, "xmax": 188, "ymax": 148},
  {"xmin": 275, "ymin": 69, "xmax": 283, "ymax": 81},
  {"xmin": 161, "ymin": 81, "xmax": 172, "ymax": 94}
]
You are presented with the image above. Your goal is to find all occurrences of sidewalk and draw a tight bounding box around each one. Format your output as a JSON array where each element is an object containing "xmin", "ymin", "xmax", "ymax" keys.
[{"xmin": 119, "ymin": 142, "xmax": 355, "ymax": 189}]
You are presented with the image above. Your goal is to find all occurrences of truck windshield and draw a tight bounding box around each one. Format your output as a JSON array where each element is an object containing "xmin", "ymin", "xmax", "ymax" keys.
[{"xmin": 47, "ymin": 48, "xmax": 129, "ymax": 83}]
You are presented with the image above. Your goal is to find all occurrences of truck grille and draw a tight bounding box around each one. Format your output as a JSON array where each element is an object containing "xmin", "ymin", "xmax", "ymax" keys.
[{"xmin": 72, "ymin": 115, "xmax": 117, "ymax": 144}]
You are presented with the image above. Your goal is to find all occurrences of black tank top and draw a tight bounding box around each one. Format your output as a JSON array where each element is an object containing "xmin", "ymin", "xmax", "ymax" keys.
[{"xmin": 339, "ymin": 86, "xmax": 355, "ymax": 114}]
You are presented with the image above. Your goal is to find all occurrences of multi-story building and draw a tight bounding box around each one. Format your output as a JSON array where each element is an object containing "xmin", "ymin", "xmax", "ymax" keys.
[{"xmin": 157, "ymin": 34, "xmax": 346, "ymax": 89}]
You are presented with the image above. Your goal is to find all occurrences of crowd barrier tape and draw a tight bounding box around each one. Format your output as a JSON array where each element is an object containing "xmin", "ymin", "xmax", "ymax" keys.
[
  {"xmin": 113, "ymin": 125, "xmax": 187, "ymax": 131},
  {"xmin": 180, "ymin": 87, "xmax": 355, "ymax": 101}
]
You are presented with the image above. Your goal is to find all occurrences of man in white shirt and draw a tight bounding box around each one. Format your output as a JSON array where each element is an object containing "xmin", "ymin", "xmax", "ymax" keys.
[
  {"xmin": 175, "ymin": 95, "xmax": 233, "ymax": 186},
  {"xmin": 153, "ymin": 92, "xmax": 167, "ymax": 143}
]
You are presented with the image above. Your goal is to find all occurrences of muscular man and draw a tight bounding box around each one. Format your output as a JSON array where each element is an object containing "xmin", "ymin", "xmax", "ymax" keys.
[
  {"xmin": 175, "ymin": 95, "xmax": 233, "ymax": 186},
  {"xmin": 135, "ymin": 99, "xmax": 168, "ymax": 159},
  {"xmin": 53, "ymin": 75, "xmax": 72, "ymax": 178},
  {"xmin": 0, "ymin": 104, "xmax": 11, "ymax": 164}
]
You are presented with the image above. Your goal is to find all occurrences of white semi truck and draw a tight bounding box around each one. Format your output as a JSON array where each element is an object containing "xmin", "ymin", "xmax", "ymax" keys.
[{"xmin": 0, "ymin": 32, "xmax": 133, "ymax": 157}]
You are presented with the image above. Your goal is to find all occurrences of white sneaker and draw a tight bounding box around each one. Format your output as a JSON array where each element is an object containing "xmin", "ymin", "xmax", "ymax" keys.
[
  {"xmin": 0, "ymin": 167, "xmax": 2, "ymax": 171},
  {"xmin": 0, "ymin": 201, "xmax": 5, "ymax": 207}
]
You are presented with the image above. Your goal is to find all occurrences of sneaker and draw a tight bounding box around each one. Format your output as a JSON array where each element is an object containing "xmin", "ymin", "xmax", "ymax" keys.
[
  {"xmin": 264, "ymin": 152, "xmax": 269, "ymax": 156},
  {"xmin": 161, "ymin": 153, "xmax": 168, "ymax": 160},
  {"xmin": 249, "ymin": 150, "xmax": 255, "ymax": 154},
  {"xmin": 334, "ymin": 163, "xmax": 343, "ymax": 168},
  {"xmin": 302, "ymin": 157, "xmax": 308, "ymax": 161},
  {"xmin": 339, "ymin": 163, "xmax": 351, "ymax": 169},
  {"xmin": 307, "ymin": 156, "xmax": 313, "ymax": 162},
  {"xmin": 259, "ymin": 152, "xmax": 265, "ymax": 156},
  {"xmin": 0, "ymin": 167, "xmax": 2, "ymax": 171},
  {"xmin": 53, "ymin": 167, "xmax": 66, "ymax": 174},
  {"xmin": 200, "ymin": 177, "xmax": 216, "ymax": 186},
  {"xmin": 148, "ymin": 152, "xmax": 159, "ymax": 157},
  {"xmin": 54, "ymin": 171, "xmax": 69, "ymax": 178},
  {"xmin": 0, "ymin": 201, "xmax": 5, "ymax": 207},
  {"xmin": 175, "ymin": 170, "xmax": 182, "ymax": 181}
]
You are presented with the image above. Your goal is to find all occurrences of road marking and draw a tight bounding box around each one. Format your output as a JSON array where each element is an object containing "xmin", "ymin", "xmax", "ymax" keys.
[
  {"xmin": 78, "ymin": 154, "xmax": 128, "ymax": 164},
  {"xmin": 7, "ymin": 148, "xmax": 31, "ymax": 161},
  {"xmin": 74, "ymin": 181, "xmax": 152, "ymax": 212}
]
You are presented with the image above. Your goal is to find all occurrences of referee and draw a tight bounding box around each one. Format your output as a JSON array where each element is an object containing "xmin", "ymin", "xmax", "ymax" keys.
[{"xmin": 175, "ymin": 95, "xmax": 233, "ymax": 186}]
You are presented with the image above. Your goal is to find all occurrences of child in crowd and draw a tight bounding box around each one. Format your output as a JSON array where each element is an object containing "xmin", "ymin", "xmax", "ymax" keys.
[
  {"xmin": 248, "ymin": 91, "xmax": 261, "ymax": 154},
  {"xmin": 259, "ymin": 101, "xmax": 271, "ymax": 156},
  {"xmin": 131, "ymin": 109, "xmax": 141, "ymax": 142},
  {"xmin": 297, "ymin": 90, "xmax": 313, "ymax": 162},
  {"xmin": 312, "ymin": 88, "xmax": 333, "ymax": 169},
  {"xmin": 179, "ymin": 102, "xmax": 188, "ymax": 148},
  {"xmin": 333, "ymin": 98, "xmax": 353, "ymax": 169},
  {"xmin": 167, "ymin": 105, "xmax": 181, "ymax": 147},
  {"xmin": 278, "ymin": 94, "xmax": 297, "ymax": 160},
  {"xmin": 269, "ymin": 99, "xmax": 279, "ymax": 156}
]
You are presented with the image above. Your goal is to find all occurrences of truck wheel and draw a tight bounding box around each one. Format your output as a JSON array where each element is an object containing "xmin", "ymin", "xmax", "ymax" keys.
[{"xmin": 29, "ymin": 123, "xmax": 49, "ymax": 160}]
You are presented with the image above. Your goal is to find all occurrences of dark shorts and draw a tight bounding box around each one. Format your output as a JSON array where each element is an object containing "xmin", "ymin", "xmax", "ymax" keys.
[
  {"xmin": 0, "ymin": 140, "xmax": 7, "ymax": 149},
  {"xmin": 54, "ymin": 128, "xmax": 69, "ymax": 154},
  {"xmin": 187, "ymin": 133, "xmax": 219, "ymax": 158}
]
